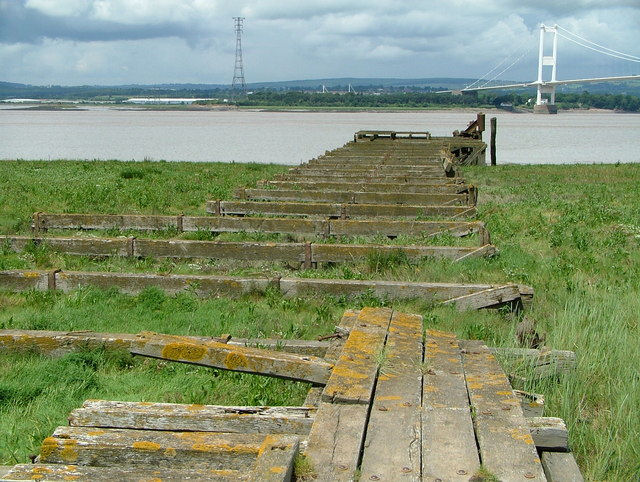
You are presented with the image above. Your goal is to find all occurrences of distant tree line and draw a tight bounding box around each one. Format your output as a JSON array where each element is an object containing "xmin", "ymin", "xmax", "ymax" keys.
[{"xmin": 236, "ymin": 90, "xmax": 640, "ymax": 112}]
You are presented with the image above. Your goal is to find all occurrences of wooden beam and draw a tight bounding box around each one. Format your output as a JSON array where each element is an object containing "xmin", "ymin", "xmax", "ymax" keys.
[
  {"xmin": 422, "ymin": 330, "xmax": 480, "ymax": 480},
  {"xmin": 442, "ymin": 284, "xmax": 521, "ymax": 310},
  {"xmin": 129, "ymin": 332, "xmax": 333, "ymax": 384},
  {"xmin": 461, "ymin": 340, "xmax": 546, "ymax": 481},
  {"xmin": 321, "ymin": 307, "xmax": 393, "ymax": 404},
  {"xmin": 541, "ymin": 452, "xmax": 584, "ymax": 481},
  {"xmin": 251, "ymin": 435, "xmax": 300, "ymax": 482},
  {"xmin": 69, "ymin": 400, "xmax": 316, "ymax": 435},
  {"xmin": 360, "ymin": 311, "xmax": 423, "ymax": 481}
]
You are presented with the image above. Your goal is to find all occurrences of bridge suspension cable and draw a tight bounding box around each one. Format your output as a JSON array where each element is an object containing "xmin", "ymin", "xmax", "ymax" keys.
[
  {"xmin": 555, "ymin": 25, "xmax": 640, "ymax": 63},
  {"xmin": 464, "ymin": 39, "xmax": 532, "ymax": 90}
]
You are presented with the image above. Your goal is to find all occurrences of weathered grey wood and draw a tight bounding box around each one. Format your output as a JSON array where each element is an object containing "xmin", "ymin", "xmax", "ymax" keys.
[
  {"xmin": 251, "ymin": 435, "xmax": 299, "ymax": 481},
  {"xmin": 329, "ymin": 219, "xmax": 484, "ymax": 238},
  {"xmin": 311, "ymin": 243, "xmax": 495, "ymax": 263},
  {"xmin": 0, "ymin": 269, "xmax": 49, "ymax": 291},
  {"xmin": 488, "ymin": 346, "xmax": 577, "ymax": 376},
  {"xmin": 34, "ymin": 213, "xmax": 181, "ymax": 232},
  {"xmin": 242, "ymin": 188, "xmax": 467, "ymax": 206},
  {"xmin": 422, "ymin": 330, "xmax": 480, "ymax": 480},
  {"xmin": 303, "ymin": 402, "xmax": 369, "ymax": 481},
  {"xmin": 321, "ymin": 307, "xmax": 393, "ymax": 404},
  {"xmin": 360, "ymin": 311, "xmax": 423, "ymax": 481},
  {"xmin": 38, "ymin": 426, "xmax": 267, "ymax": 469},
  {"xmin": 133, "ymin": 239, "xmax": 307, "ymax": 263},
  {"xmin": 529, "ymin": 417, "xmax": 569, "ymax": 451},
  {"xmin": 213, "ymin": 200, "xmax": 475, "ymax": 218},
  {"xmin": 183, "ymin": 215, "xmax": 323, "ymax": 235},
  {"xmin": 275, "ymin": 173, "xmax": 466, "ymax": 184},
  {"xmin": 453, "ymin": 243, "xmax": 496, "ymax": 262},
  {"xmin": 1, "ymin": 464, "xmax": 249, "ymax": 481},
  {"xmin": 462, "ymin": 340, "xmax": 546, "ymax": 481},
  {"xmin": 0, "ymin": 235, "xmax": 132, "ymax": 257},
  {"xmin": 69, "ymin": 400, "xmax": 315, "ymax": 435},
  {"xmin": 442, "ymin": 284, "xmax": 521, "ymax": 310},
  {"xmin": 515, "ymin": 389, "xmax": 545, "ymax": 417},
  {"xmin": 263, "ymin": 181, "xmax": 463, "ymax": 194},
  {"xmin": 130, "ymin": 332, "xmax": 333, "ymax": 384},
  {"xmin": 541, "ymin": 452, "xmax": 584, "ymax": 481}
]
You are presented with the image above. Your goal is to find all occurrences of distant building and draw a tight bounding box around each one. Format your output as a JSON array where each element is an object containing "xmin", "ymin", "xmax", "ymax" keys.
[{"xmin": 125, "ymin": 98, "xmax": 209, "ymax": 105}]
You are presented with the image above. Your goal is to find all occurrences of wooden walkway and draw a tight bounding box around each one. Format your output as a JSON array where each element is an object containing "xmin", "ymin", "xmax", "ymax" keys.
[
  {"xmin": 0, "ymin": 117, "xmax": 582, "ymax": 480},
  {"xmin": 0, "ymin": 308, "xmax": 581, "ymax": 481}
]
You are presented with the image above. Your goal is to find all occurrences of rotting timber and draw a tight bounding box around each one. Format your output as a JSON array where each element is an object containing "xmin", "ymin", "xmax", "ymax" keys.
[{"xmin": 0, "ymin": 114, "xmax": 582, "ymax": 481}]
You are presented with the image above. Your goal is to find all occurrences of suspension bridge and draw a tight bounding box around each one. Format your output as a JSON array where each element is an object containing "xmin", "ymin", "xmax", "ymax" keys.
[{"xmin": 439, "ymin": 24, "xmax": 640, "ymax": 113}]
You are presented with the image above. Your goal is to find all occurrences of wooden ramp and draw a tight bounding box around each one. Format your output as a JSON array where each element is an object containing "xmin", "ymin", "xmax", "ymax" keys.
[{"xmin": 1, "ymin": 309, "xmax": 581, "ymax": 481}]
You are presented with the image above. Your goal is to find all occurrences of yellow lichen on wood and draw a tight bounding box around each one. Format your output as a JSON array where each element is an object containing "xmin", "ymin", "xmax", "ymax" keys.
[
  {"xmin": 39, "ymin": 436, "xmax": 59, "ymax": 460},
  {"xmin": 224, "ymin": 351, "xmax": 249, "ymax": 370},
  {"xmin": 59, "ymin": 439, "xmax": 79, "ymax": 463},
  {"xmin": 161, "ymin": 342, "xmax": 206, "ymax": 361},
  {"xmin": 132, "ymin": 441, "xmax": 162, "ymax": 451}
]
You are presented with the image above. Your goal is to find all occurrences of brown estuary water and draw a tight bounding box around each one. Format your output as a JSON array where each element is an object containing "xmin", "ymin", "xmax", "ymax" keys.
[{"xmin": 1, "ymin": 107, "xmax": 639, "ymax": 164}]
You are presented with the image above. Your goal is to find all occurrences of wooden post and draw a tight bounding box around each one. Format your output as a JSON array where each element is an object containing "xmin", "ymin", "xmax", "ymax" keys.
[{"xmin": 490, "ymin": 117, "xmax": 497, "ymax": 166}]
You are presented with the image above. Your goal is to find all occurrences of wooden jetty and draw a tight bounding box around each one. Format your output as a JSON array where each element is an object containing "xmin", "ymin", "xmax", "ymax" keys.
[
  {"xmin": 0, "ymin": 309, "xmax": 581, "ymax": 481},
  {"xmin": 0, "ymin": 114, "xmax": 583, "ymax": 480}
]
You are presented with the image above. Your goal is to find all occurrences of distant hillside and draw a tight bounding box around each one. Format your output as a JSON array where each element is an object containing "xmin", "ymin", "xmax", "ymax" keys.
[{"xmin": 1, "ymin": 78, "xmax": 639, "ymax": 100}]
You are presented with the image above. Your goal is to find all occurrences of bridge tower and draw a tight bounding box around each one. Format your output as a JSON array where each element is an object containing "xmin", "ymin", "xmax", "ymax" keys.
[{"xmin": 534, "ymin": 24, "xmax": 559, "ymax": 114}]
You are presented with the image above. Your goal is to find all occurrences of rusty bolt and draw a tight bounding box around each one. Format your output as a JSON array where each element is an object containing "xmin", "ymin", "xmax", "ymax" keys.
[
  {"xmin": 457, "ymin": 470, "xmax": 467, "ymax": 475},
  {"xmin": 502, "ymin": 406, "xmax": 511, "ymax": 411},
  {"xmin": 337, "ymin": 464, "xmax": 348, "ymax": 471},
  {"xmin": 378, "ymin": 405, "xmax": 388, "ymax": 411},
  {"xmin": 435, "ymin": 478, "xmax": 443, "ymax": 482},
  {"xmin": 482, "ymin": 410, "xmax": 492, "ymax": 415},
  {"xmin": 402, "ymin": 401, "xmax": 412, "ymax": 407},
  {"xmin": 402, "ymin": 467, "xmax": 412, "ymax": 473},
  {"xmin": 450, "ymin": 371, "xmax": 460, "ymax": 375},
  {"xmin": 370, "ymin": 476, "xmax": 380, "ymax": 481},
  {"xmin": 524, "ymin": 473, "xmax": 535, "ymax": 479}
]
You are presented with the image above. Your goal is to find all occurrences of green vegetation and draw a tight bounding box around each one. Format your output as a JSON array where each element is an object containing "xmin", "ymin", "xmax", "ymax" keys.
[{"xmin": 0, "ymin": 159, "xmax": 639, "ymax": 479}]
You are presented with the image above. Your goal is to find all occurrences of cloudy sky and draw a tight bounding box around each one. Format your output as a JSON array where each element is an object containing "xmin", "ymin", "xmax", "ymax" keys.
[{"xmin": 1, "ymin": 0, "xmax": 639, "ymax": 86}]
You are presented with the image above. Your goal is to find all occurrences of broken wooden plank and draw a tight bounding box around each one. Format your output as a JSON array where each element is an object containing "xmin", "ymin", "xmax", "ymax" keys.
[
  {"xmin": 130, "ymin": 332, "xmax": 333, "ymax": 384},
  {"xmin": 252, "ymin": 435, "xmax": 299, "ymax": 482},
  {"xmin": 453, "ymin": 243, "xmax": 497, "ymax": 262},
  {"xmin": 38, "ymin": 426, "xmax": 267, "ymax": 469},
  {"xmin": 311, "ymin": 243, "xmax": 494, "ymax": 263},
  {"xmin": 529, "ymin": 417, "xmax": 569, "ymax": 451},
  {"xmin": 321, "ymin": 307, "xmax": 393, "ymax": 404},
  {"xmin": 488, "ymin": 346, "xmax": 577, "ymax": 376},
  {"xmin": 69, "ymin": 400, "xmax": 315, "ymax": 435},
  {"xmin": 515, "ymin": 389, "xmax": 545, "ymax": 418},
  {"xmin": 541, "ymin": 452, "xmax": 584, "ymax": 481},
  {"xmin": 461, "ymin": 340, "xmax": 546, "ymax": 481},
  {"xmin": 360, "ymin": 311, "xmax": 423, "ymax": 481},
  {"xmin": 442, "ymin": 284, "xmax": 521, "ymax": 311},
  {"xmin": 1, "ymin": 464, "xmax": 249, "ymax": 481},
  {"xmin": 422, "ymin": 330, "xmax": 481, "ymax": 480}
]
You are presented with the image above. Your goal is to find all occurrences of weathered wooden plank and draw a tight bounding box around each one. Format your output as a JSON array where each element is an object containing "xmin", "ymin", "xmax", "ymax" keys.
[
  {"xmin": 212, "ymin": 200, "xmax": 475, "ymax": 218},
  {"xmin": 453, "ymin": 243, "xmax": 496, "ymax": 261},
  {"xmin": 243, "ymin": 188, "xmax": 466, "ymax": 206},
  {"xmin": 130, "ymin": 332, "xmax": 333, "ymax": 384},
  {"xmin": 360, "ymin": 312, "xmax": 423, "ymax": 481},
  {"xmin": 0, "ymin": 269, "xmax": 49, "ymax": 291},
  {"xmin": 35, "ymin": 213, "xmax": 180, "ymax": 232},
  {"xmin": 183, "ymin": 215, "xmax": 323, "ymax": 235},
  {"xmin": 1, "ymin": 464, "xmax": 249, "ymax": 481},
  {"xmin": 69, "ymin": 400, "xmax": 315, "ymax": 435},
  {"xmin": 263, "ymin": 181, "xmax": 464, "ymax": 193},
  {"xmin": 442, "ymin": 284, "xmax": 521, "ymax": 311},
  {"xmin": 529, "ymin": 417, "xmax": 569, "ymax": 451},
  {"xmin": 462, "ymin": 340, "xmax": 546, "ymax": 481},
  {"xmin": 422, "ymin": 330, "xmax": 481, "ymax": 480},
  {"xmin": 275, "ymin": 173, "xmax": 465, "ymax": 184},
  {"xmin": 541, "ymin": 452, "xmax": 584, "ymax": 481},
  {"xmin": 321, "ymin": 307, "xmax": 393, "ymax": 404},
  {"xmin": 303, "ymin": 402, "xmax": 369, "ymax": 481},
  {"xmin": 485, "ymin": 345, "xmax": 577, "ymax": 376},
  {"xmin": 329, "ymin": 219, "xmax": 484, "ymax": 238},
  {"xmin": 133, "ymin": 239, "xmax": 306, "ymax": 263},
  {"xmin": 252, "ymin": 435, "xmax": 299, "ymax": 481},
  {"xmin": 515, "ymin": 389, "xmax": 545, "ymax": 418},
  {"xmin": 0, "ymin": 235, "xmax": 132, "ymax": 257},
  {"xmin": 311, "ymin": 243, "xmax": 493, "ymax": 263},
  {"xmin": 38, "ymin": 426, "xmax": 267, "ymax": 469}
]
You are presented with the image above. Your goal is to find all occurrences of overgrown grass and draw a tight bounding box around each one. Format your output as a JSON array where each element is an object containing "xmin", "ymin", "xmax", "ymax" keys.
[{"xmin": 0, "ymin": 160, "xmax": 639, "ymax": 479}]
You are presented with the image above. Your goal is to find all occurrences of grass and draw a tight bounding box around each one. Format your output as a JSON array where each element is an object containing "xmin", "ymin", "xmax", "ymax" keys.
[{"xmin": 0, "ymin": 160, "xmax": 639, "ymax": 479}]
